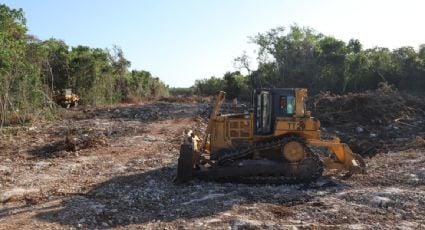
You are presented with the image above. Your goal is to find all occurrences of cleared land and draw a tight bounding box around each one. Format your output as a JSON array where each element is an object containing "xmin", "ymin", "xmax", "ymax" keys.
[{"xmin": 0, "ymin": 95, "xmax": 424, "ymax": 229}]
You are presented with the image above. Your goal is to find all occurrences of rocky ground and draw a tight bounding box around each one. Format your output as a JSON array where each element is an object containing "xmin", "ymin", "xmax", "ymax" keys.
[{"xmin": 0, "ymin": 100, "xmax": 424, "ymax": 229}]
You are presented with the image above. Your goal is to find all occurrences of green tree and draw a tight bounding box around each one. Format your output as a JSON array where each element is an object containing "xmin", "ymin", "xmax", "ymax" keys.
[
  {"xmin": 315, "ymin": 36, "xmax": 347, "ymax": 93},
  {"xmin": 108, "ymin": 46, "xmax": 131, "ymax": 102},
  {"xmin": 391, "ymin": 46, "xmax": 423, "ymax": 91},
  {"xmin": 223, "ymin": 71, "xmax": 248, "ymax": 99},
  {"xmin": 42, "ymin": 39, "xmax": 70, "ymax": 91},
  {"xmin": 252, "ymin": 25, "xmax": 322, "ymax": 91},
  {"xmin": 69, "ymin": 46, "xmax": 115, "ymax": 105},
  {"xmin": 194, "ymin": 77, "xmax": 225, "ymax": 96},
  {"xmin": 0, "ymin": 3, "xmax": 170, "ymax": 129},
  {"xmin": 0, "ymin": 4, "xmax": 42, "ymax": 126},
  {"xmin": 197, "ymin": 26, "xmax": 425, "ymax": 96}
]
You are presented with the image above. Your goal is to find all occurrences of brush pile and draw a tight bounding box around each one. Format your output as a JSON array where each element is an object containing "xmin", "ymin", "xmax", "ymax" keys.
[{"xmin": 310, "ymin": 84, "xmax": 425, "ymax": 154}]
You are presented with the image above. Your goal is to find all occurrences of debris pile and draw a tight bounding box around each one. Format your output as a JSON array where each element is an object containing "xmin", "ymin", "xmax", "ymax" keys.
[
  {"xmin": 158, "ymin": 95, "xmax": 210, "ymax": 104},
  {"xmin": 65, "ymin": 134, "xmax": 108, "ymax": 152},
  {"xmin": 310, "ymin": 85, "xmax": 425, "ymax": 154},
  {"xmin": 93, "ymin": 102, "xmax": 209, "ymax": 122}
]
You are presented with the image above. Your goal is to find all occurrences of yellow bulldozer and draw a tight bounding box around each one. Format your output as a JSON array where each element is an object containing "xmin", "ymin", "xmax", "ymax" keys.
[
  {"xmin": 177, "ymin": 88, "xmax": 366, "ymax": 183},
  {"xmin": 54, "ymin": 89, "xmax": 80, "ymax": 108}
]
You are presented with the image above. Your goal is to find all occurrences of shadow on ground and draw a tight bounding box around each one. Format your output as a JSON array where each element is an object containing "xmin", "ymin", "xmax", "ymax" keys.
[
  {"xmin": 27, "ymin": 140, "xmax": 68, "ymax": 158},
  {"xmin": 35, "ymin": 165, "xmax": 345, "ymax": 228}
]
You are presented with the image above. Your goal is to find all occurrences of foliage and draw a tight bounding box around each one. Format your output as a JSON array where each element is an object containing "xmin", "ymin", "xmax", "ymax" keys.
[
  {"xmin": 0, "ymin": 4, "xmax": 37, "ymax": 127},
  {"xmin": 0, "ymin": 4, "xmax": 168, "ymax": 128},
  {"xmin": 194, "ymin": 76, "xmax": 225, "ymax": 96},
  {"xmin": 169, "ymin": 87, "xmax": 195, "ymax": 96},
  {"xmin": 195, "ymin": 25, "xmax": 425, "ymax": 99},
  {"xmin": 127, "ymin": 70, "xmax": 169, "ymax": 99}
]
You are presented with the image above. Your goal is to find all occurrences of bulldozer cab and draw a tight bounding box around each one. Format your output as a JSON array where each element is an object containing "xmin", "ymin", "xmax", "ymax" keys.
[
  {"xmin": 253, "ymin": 88, "xmax": 305, "ymax": 135},
  {"xmin": 64, "ymin": 89, "xmax": 72, "ymax": 97}
]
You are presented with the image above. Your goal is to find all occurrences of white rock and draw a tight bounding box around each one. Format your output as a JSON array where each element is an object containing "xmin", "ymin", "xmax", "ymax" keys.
[
  {"xmin": 378, "ymin": 187, "xmax": 403, "ymax": 195},
  {"xmin": 143, "ymin": 134, "xmax": 158, "ymax": 142},
  {"xmin": 114, "ymin": 165, "xmax": 128, "ymax": 173},
  {"xmin": 0, "ymin": 188, "xmax": 39, "ymax": 203},
  {"xmin": 348, "ymin": 224, "xmax": 371, "ymax": 229},
  {"xmin": 34, "ymin": 161, "xmax": 51, "ymax": 170},
  {"xmin": 398, "ymin": 221, "xmax": 423, "ymax": 230},
  {"xmin": 416, "ymin": 170, "xmax": 425, "ymax": 181},
  {"xmin": 182, "ymin": 193, "xmax": 226, "ymax": 205},
  {"xmin": 0, "ymin": 165, "xmax": 10, "ymax": 173},
  {"xmin": 370, "ymin": 196, "xmax": 392, "ymax": 208},
  {"xmin": 90, "ymin": 204, "xmax": 105, "ymax": 215}
]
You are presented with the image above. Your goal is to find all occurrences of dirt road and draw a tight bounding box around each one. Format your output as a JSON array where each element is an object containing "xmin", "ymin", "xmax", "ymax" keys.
[{"xmin": 1, "ymin": 102, "xmax": 424, "ymax": 229}]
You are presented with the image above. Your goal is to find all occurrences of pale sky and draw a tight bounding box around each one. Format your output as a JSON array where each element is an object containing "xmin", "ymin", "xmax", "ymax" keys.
[{"xmin": 3, "ymin": 0, "xmax": 425, "ymax": 87}]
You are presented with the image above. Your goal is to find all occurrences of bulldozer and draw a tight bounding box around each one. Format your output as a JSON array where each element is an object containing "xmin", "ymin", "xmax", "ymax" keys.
[
  {"xmin": 177, "ymin": 88, "xmax": 366, "ymax": 183},
  {"xmin": 54, "ymin": 89, "xmax": 80, "ymax": 108}
]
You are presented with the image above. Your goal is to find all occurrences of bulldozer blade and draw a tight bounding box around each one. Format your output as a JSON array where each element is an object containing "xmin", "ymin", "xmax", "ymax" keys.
[
  {"xmin": 176, "ymin": 144, "xmax": 194, "ymax": 183},
  {"xmin": 349, "ymin": 152, "xmax": 367, "ymax": 174},
  {"xmin": 322, "ymin": 152, "xmax": 366, "ymax": 177},
  {"xmin": 308, "ymin": 139, "xmax": 366, "ymax": 175}
]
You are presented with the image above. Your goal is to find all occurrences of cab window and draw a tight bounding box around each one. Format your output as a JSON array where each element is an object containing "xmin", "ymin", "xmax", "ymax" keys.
[
  {"xmin": 279, "ymin": 95, "xmax": 295, "ymax": 115},
  {"xmin": 286, "ymin": 96, "xmax": 295, "ymax": 115},
  {"xmin": 279, "ymin": 96, "xmax": 287, "ymax": 114},
  {"xmin": 255, "ymin": 91, "xmax": 271, "ymax": 134}
]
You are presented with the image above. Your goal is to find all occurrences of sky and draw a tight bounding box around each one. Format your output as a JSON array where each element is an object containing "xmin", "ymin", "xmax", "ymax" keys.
[{"xmin": 2, "ymin": 0, "xmax": 425, "ymax": 87}]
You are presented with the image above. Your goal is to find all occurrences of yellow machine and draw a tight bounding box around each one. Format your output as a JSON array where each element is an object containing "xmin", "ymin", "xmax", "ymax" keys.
[
  {"xmin": 177, "ymin": 88, "xmax": 366, "ymax": 183},
  {"xmin": 54, "ymin": 89, "xmax": 80, "ymax": 108}
]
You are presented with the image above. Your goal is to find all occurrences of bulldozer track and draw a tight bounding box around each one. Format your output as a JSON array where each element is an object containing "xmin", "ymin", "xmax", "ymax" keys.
[
  {"xmin": 217, "ymin": 136, "xmax": 309, "ymax": 163},
  {"xmin": 204, "ymin": 136, "xmax": 325, "ymax": 184}
]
